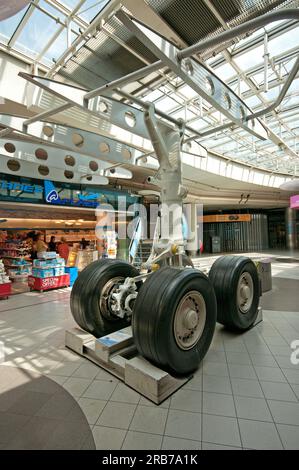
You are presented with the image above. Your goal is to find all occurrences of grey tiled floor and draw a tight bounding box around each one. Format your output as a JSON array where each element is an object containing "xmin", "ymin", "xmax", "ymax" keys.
[{"xmin": 0, "ymin": 257, "xmax": 299, "ymax": 450}]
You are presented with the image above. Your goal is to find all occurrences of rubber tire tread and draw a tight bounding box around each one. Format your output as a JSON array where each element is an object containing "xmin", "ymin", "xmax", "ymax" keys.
[
  {"xmin": 70, "ymin": 259, "xmax": 139, "ymax": 337},
  {"xmin": 209, "ymin": 255, "xmax": 260, "ymax": 330},
  {"xmin": 132, "ymin": 267, "xmax": 217, "ymax": 375}
]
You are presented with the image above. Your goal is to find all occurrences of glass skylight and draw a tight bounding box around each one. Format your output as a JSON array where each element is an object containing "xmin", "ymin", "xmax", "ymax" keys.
[
  {"xmin": 15, "ymin": 6, "xmax": 61, "ymax": 58},
  {"xmin": 77, "ymin": 0, "xmax": 109, "ymax": 22},
  {"xmin": 0, "ymin": 6, "xmax": 27, "ymax": 44},
  {"xmin": 0, "ymin": 0, "xmax": 110, "ymax": 61},
  {"xmin": 0, "ymin": 0, "xmax": 298, "ymax": 175}
]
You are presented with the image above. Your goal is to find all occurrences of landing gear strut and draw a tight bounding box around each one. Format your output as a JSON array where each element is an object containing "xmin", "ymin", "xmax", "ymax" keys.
[{"xmin": 70, "ymin": 104, "xmax": 261, "ymax": 376}]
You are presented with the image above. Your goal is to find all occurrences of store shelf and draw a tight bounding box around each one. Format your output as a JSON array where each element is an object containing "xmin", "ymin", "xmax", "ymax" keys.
[
  {"xmin": 0, "ymin": 248, "xmax": 29, "ymax": 251},
  {"xmin": 0, "ymin": 244, "xmax": 29, "ymax": 246},
  {"xmin": 10, "ymin": 274, "xmax": 30, "ymax": 279},
  {"xmin": 0, "ymin": 247, "xmax": 30, "ymax": 251},
  {"xmin": 4, "ymin": 264, "xmax": 32, "ymax": 268},
  {"xmin": 32, "ymin": 265, "xmax": 64, "ymax": 269},
  {"xmin": 1, "ymin": 252, "xmax": 30, "ymax": 255}
]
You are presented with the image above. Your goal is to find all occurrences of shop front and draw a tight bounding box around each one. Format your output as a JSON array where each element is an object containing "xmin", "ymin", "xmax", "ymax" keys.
[
  {"xmin": 202, "ymin": 213, "xmax": 269, "ymax": 253},
  {"xmin": 0, "ymin": 173, "xmax": 140, "ymax": 294}
]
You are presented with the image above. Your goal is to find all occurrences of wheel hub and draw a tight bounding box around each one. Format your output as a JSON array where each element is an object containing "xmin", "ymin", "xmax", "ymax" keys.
[
  {"xmin": 174, "ymin": 291, "xmax": 206, "ymax": 350},
  {"xmin": 183, "ymin": 309, "xmax": 198, "ymax": 329},
  {"xmin": 240, "ymin": 285, "xmax": 250, "ymax": 300},
  {"xmin": 237, "ymin": 272, "xmax": 254, "ymax": 313},
  {"xmin": 99, "ymin": 276, "xmax": 124, "ymax": 320}
]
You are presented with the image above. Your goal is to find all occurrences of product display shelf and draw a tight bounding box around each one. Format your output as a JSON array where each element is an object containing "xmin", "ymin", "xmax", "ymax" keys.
[
  {"xmin": 0, "ymin": 258, "xmax": 11, "ymax": 299},
  {"xmin": 4, "ymin": 263, "xmax": 32, "ymax": 267},
  {"xmin": 33, "ymin": 265, "xmax": 65, "ymax": 269},
  {"xmin": 1, "ymin": 254, "xmax": 30, "ymax": 259},
  {"xmin": 0, "ymin": 248, "xmax": 29, "ymax": 252},
  {"xmin": 0, "ymin": 242, "xmax": 32, "ymax": 280},
  {"xmin": 28, "ymin": 253, "xmax": 70, "ymax": 292},
  {"xmin": 1, "ymin": 254, "xmax": 32, "ymax": 281}
]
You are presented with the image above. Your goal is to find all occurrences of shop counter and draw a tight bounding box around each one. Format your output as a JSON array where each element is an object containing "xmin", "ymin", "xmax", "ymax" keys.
[{"xmin": 28, "ymin": 274, "xmax": 70, "ymax": 292}]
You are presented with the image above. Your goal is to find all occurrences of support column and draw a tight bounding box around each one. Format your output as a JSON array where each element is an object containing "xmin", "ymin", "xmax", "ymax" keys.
[
  {"xmin": 184, "ymin": 203, "xmax": 199, "ymax": 257},
  {"xmin": 285, "ymin": 208, "xmax": 297, "ymax": 250}
]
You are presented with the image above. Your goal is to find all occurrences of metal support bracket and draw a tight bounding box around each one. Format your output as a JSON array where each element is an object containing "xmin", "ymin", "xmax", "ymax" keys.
[
  {"xmin": 143, "ymin": 103, "xmax": 186, "ymax": 260},
  {"xmin": 116, "ymin": 10, "xmax": 268, "ymax": 141}
]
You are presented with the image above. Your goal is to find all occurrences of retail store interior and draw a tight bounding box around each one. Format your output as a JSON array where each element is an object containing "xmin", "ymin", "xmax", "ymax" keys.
[{"xmin": 0, "ymin": 0, "xmax": 299, "ymax": 453}]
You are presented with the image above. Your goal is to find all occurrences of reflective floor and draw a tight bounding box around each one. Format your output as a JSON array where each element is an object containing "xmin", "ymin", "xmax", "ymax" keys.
[{"xmin": 0, "ymin": 253, "xmax": 298, "ymax": 450}]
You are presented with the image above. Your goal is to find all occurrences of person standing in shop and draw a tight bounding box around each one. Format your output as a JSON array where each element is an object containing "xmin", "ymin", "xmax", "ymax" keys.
[
  {"xmin": 48, "ymin": 235, "xmax": 56, "ymax": 252},
  {"xmin": 35, "ymin": 233, "xmax": 48, "ymax": 256},
  {"xmin": 80, "ymin": 237, "xmax": 89, "ymax": 250},
  {"xmin": 57, "ymin": 237, "xmax": 70, "ymax": 263}
]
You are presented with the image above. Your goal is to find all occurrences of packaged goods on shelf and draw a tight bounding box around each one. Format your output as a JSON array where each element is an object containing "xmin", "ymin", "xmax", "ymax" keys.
[
  {"xmin": 0, "ymin": 240, "xmax": 32, "ymax": 265},
  {"xmin": 0, "ymin": 243, "xmax": 32, "ymax": 280},
  {"xmin": 9, "ymin": 259, "xmax": 31, "ymax": 266},
  {"xmin": 37, "ymin": 251, "xmax": 57, "ymax": 259},
  {"xmin": 8, "ymin": 266, "xmax": 32, "ymax": 277},
  {"xmin": 33, "ymin": 257, "xmax": 65, "ymax": 268},
  {"xmin": 0, "ymin": 260, "xmax": 11, "ymax": 284},
  {"xmin": 0, "ymin": 232, "xmax": 7, "ymax": 242},
  {"xmin": 0, "ymin": 275, "xmax": 10, "ymax": 284},
  {"xmin": 32, "ymin": 268, "xmax": 55, "ymax": 278},
  {"xmin": 32, "ymin": 254, "xmax": 66, "ymax": 278},
  {"xmin": 54, "ymin": 267, "xmax": 65, "ymax": 276}
]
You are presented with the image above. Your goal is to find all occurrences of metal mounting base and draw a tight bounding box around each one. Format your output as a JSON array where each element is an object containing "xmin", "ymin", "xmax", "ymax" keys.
[
  {"xmin": 65, "ymin": 326, "xmax": 191, "ymax": 405},
  {"xmin": 252, "ymin": 306, "xmax": 263, "ymax": 328}
]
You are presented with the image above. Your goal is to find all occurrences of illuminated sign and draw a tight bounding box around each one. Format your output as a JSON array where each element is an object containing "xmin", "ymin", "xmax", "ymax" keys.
[
  {"xmin": 0, "ymin": 179, "xmax": 43, "ymax": 194},
  {"xmin": 290, "ymin": 195, "xmax": 299, "ymax": 209},
  {"xmin": 44, "ymin": 180, "xmax": 99, "ymax": 208},
  {"xmin": 201, "ymin": 214, "xmax": 252, "ymax": 223},
  {"xmin": 79, "ymin": 193, "xmax": 98, "ymax": 201},
  {"xmin": 0, "ymin": 177, "xmax": 135, "ymax": 208}
]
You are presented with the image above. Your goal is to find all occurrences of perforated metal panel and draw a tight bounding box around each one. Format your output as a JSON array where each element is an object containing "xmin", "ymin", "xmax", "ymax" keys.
[
  {"xmin": 60, "ymin": 14, "xmax": 157, "ymax": 90},
  {"xmin": 146, "ymin": 0, "xmax": 296, "ymax": 56},
  {"xmin": 59, "ymin": 0, "xmax": 296, "ymax": 92}
]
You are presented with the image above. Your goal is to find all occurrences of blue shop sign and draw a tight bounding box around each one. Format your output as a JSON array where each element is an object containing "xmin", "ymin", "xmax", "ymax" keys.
[
  {"xmin": 0, "ymin": 176, "xmax": 138, "ymax": 207},
  {"xmin": 0, "ymin": 179, "xmax": 43, "ymax": 193},
  {"xmin": 44, "ymin": 180, "xmax": 100, "ymax": 208}
]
